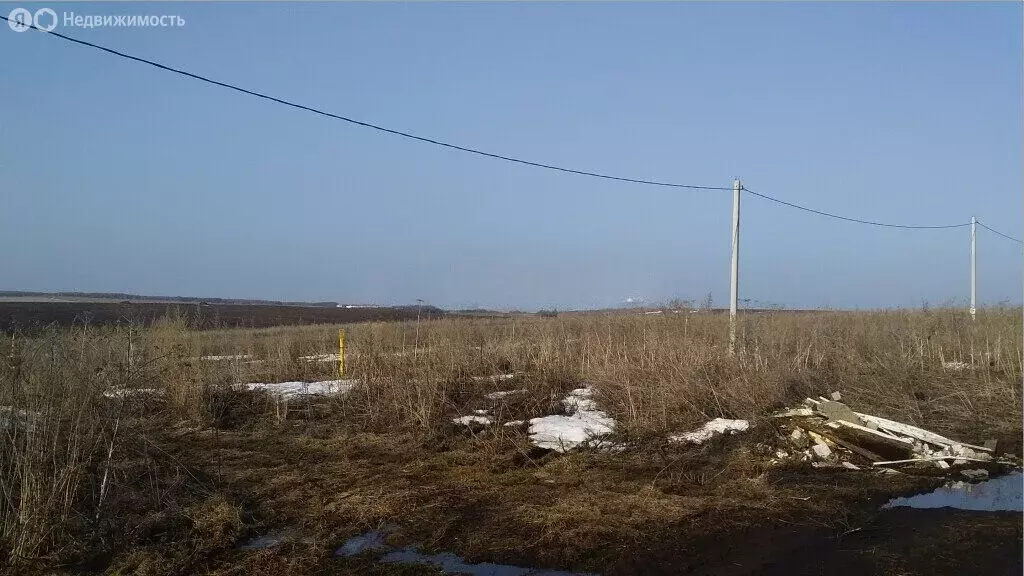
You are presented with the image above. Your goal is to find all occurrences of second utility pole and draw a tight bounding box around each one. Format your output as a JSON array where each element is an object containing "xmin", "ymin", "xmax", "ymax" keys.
[{"xmin": 729, "ymin": 179, "xmax": 741, "ymax": 354}]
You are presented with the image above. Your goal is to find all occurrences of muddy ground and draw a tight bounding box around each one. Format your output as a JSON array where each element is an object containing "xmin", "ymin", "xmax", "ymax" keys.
[{"xmin": 65, "ymin": 405, "xmax": 1020, "ymax": 576}]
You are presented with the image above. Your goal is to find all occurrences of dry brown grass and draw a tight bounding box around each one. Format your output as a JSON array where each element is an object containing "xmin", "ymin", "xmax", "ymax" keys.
[
  {"xmin": 1, "ymin": 327, "xmax": 125, "ymax": 563},
  {"xmin": 174, "ymin": 307, "xmax": 1020, "ymax": 439},
  {"xmin": 0, "ymin": 306, "xmax": 1020, "ymax": 571}
]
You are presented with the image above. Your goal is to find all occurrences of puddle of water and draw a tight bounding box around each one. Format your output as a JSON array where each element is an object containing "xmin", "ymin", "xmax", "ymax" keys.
[
  {"xmin": 381, "ymin": 549, "xmax": 533, "ymax": 576},
  {"xmin": 882, "ymin": 472, "xmax": 1023, "ymax": 512},
  {"xmin": 337, "ymin": 531, "xmax": 596, "ymax": 576},
  {"xmin": 335, "ymin": 530, "xmax": 390, "ymax": 556}
]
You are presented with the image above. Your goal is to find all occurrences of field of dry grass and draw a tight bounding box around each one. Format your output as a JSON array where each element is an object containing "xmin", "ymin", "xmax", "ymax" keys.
[
  {"xmin": 1, "ymin": 308, "xmax": 1021, "ymax": 574},
  {"xmin": 0, "ymin": 301, "xmax": 428, "ymax": 333}
]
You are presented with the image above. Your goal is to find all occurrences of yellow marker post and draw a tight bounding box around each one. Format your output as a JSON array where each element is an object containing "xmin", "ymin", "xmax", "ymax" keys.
[{"xmin": 338, "ymin": 329, "xmax": 346, "ymax": 377}]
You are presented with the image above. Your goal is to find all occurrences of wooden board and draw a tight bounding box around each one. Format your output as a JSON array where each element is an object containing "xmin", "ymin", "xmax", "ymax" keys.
[{"xmin": 854, "ymin": 413, "xmax": 993, "ymax": 453}]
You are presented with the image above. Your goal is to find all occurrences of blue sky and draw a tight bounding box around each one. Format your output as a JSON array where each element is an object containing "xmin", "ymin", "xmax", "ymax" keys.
[{"xmin": 1, "ymin": 2, "xmax": 1021, "ymax": 310}]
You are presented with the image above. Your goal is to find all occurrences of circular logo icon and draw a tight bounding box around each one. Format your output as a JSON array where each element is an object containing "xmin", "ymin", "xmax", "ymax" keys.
[
  {"xmin": 8, "ymin": 7, "xmax": 32, "ymax": 32},
  {"xmin": 33, "ymin": 8, "xmax": 57, "ymax": 32}
]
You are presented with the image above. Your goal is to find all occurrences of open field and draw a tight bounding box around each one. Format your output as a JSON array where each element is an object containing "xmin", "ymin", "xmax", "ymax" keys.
[
  {"xmin": 0, "ymin": 290, "xmax": 348, "ymax": 306},
  {"xmin": 1, "ymin": 308, "xmax": 1021, "ymax": 575},
  {"xmin": 0, "ymin": 302, "xmax": 439, "ymax": 333}
]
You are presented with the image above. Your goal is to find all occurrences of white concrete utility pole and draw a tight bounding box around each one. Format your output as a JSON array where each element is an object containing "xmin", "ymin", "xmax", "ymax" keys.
[
  {"xmin": 729, "ymin": 179, "xmax": 741, "ymax": 354},
  {"xmin": 970, "ymin": 216, "xmax": 977, "ymax": 321}
]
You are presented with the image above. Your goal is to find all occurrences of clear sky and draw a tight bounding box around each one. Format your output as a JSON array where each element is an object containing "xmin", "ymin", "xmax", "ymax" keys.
[{"xmin": 1, "ymin": 2, "xmax": 1021, "ymax": 310}]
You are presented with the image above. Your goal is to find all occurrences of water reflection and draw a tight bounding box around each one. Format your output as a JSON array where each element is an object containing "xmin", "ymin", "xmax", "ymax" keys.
[{"xmin": 883, "ymin": 472, "xmax": 1023, "ymax": 512}]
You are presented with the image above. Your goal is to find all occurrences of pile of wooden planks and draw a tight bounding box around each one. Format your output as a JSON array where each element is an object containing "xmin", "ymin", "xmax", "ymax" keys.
[{"xmin": 772, "ymin": 393, "xmax": 1016, "ymax": 472}]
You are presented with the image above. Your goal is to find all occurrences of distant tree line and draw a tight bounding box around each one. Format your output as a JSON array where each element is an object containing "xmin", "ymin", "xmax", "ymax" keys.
[{"xmin": 0, "ymin": 291, "xmax": 344, "ymax": 308}]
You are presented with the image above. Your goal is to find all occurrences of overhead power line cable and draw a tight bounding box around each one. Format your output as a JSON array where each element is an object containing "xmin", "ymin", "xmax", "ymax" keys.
[
  {"xmin": 9, "ymin": 16, "xmax": 1019, "ymax": 239},
  {"xmin": 977, "ymin": 221, "xmax": 1023, "ymax": 244},
  {"xmin": 3, "ymin": 17, "xmax": 731, "ymax": 191},
  {"xmin": 740, "ymin": 185, "xmax": 971, "ymax": 230}
]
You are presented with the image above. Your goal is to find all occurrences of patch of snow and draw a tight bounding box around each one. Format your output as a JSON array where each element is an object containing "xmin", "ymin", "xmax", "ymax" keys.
[
  {"xmin": 300, "ymin": 353, "xmax": 341, "ymax": 362},
  {"xmin": 473, "ymin": 409, "xmax": 490, "ymax": 415},
  {"xmin": 529, "ymin": 414, "xmax": 615, "ymax": 452},
  {"xmin": 238, "ymin": 379, "xmax": 358, "ymax": 399},
  {"xmin": 528, "ymin": 387, "xmax": 615, "ymax": 452},
  {"xmin": 471, "ymin": 374, "xmax": 516, "ymax": 383},
  {"xmin": 669, "ymin": 418, "xmax": 749, "ymax": 444},
  {"xmin": 561, "ymin": 387, "xmax": 600, "ymax": 412},
  {"xmin": 942, "ymin": 361, "xmax": 971, "ymax": 371},
  {"xmin": 103, "ymin": 388, "xmax": 161, "ymax": 399},
  {"xmin": 504, "ymin": 420, "xmax": 525, "ymax": 427},
  {"xmin": 452, "ymin": 415, "xmax": 493, "ymax": 426},
  {"xmin": 197, "ymin": 354, "xmax": 252, "ymax": 361},
  {"xmin": 485, "ymin": 389, "xmax": 527, "ymax": 400}
]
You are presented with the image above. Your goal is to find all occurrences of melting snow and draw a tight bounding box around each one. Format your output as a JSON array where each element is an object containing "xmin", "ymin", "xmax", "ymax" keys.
[
  {"xmin": 472, "ymin": 374, "xmax": 516, "ymax": 383},
  {"xmin": 300, "ymin": 353, "xmax": 341, "ymax": 362},
  {"xmin": 670, "ymin": 418, "xmax": 749, "ymax": 444},
  {"xmin": 485, "ymin": 389, "xmax": 527, "ymax": 400},
  {"xmin": 561, "ymin": 387, "xmax": 602, "ymax": 412},
  {"xmin": 942, "ymin": 361, "xmax": 971, "ymax": 371},
  {"xmin": 528, "ymin": 388, "xmax": 615, "ymax": 452},
  {"xmin": 453, "ymin": 415, "xmax": 493, "ymax": 426},
  {"xmin": 197, "ymin": 354, "xmax": 252, "ymax": 361},
  {"xmin": 103, "ymin": 388, "xmax": 161, "ymax": 399},
  {"xmin": 239, "ymin": 379, "xmax": 358, "ymax": 399}
]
